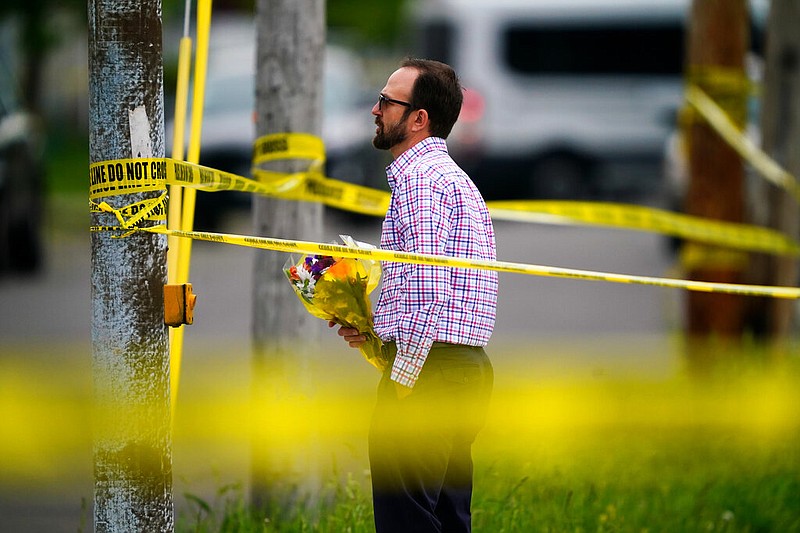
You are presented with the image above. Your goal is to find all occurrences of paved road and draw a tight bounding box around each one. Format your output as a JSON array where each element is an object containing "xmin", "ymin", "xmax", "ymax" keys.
[
  {"xmin": 0, "ymin": 202, "xmax": 683, "ymax": 532},
  {"xmin": 0, "ymin": 207, "xmax": 681, "ymax": 343}
]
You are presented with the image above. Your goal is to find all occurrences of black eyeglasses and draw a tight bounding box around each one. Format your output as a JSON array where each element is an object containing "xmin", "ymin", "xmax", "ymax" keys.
[{"xmin": 378, "ymin": 93, "xmax": 412, "ymax": 111}]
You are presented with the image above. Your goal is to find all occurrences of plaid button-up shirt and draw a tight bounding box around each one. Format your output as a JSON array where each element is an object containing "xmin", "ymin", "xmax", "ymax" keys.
[{"xmin": 374, "ymin": 137, "xmax": 498, "ymax": 387}]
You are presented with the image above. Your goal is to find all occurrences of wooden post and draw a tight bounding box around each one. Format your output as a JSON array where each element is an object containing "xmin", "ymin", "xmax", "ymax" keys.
[
  {"xmin": 88, "ymin": 0, "xmax": 173, "ymax": 528},
  {"xmin": 748, "ymin": 0, "xmax": 800, "ymax": 349},
  {"xmin": 684, "ymin": 0, "xmax": 750, "ymax": 370},
  {"xmin": 251, "ymin": 0, "xmax": 326, "ymax": 512}
]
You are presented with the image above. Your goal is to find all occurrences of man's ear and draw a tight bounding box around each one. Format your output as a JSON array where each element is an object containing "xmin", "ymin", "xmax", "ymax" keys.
[{"xmin": 411, "ymin": 108, "xmax": 429, "ymax": 133}]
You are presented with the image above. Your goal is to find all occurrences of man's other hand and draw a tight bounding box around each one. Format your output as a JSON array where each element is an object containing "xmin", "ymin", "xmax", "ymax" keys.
[{"xmin": 328, "ymin": 321, "xmax": 367, "ymax": 348}]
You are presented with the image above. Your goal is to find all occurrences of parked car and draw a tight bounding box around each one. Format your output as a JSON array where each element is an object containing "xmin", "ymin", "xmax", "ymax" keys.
[
  {"xmin": 166, "ymin": 16, "xmax": 387, "ymax": 228},
  {"xmin": 0, "ymin": 58, "xmax": 44, "ymax": 275},
  {"xmin": 405, "ymin": 0, "xmax": 768, "ymax": 201}
]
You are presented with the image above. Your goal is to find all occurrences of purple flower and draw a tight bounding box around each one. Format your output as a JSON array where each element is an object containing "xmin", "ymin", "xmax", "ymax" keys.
[{"xmin": 305, "ymin": 255, "xmax": 336, "ymax": 279}]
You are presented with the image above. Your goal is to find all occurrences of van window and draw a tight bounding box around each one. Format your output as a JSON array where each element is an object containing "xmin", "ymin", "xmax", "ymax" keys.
[{"xmin": 504, "ymin": 24, "xmax": 685, "ymax": 76}]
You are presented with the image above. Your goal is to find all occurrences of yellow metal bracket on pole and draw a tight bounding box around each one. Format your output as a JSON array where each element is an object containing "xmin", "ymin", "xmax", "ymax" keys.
[{"xmin": 164, "ymin": 283, "xmax": 197, "ymax": 327}]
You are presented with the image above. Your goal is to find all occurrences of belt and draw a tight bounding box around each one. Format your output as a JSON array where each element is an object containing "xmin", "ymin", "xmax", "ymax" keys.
[{"xmin": 382, "ymin": 340, "xmax": 477, "ymax": 353}]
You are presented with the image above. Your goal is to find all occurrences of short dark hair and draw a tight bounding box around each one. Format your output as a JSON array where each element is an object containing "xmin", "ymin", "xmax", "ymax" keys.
[{"xmin": 401, "ymin": 58, "xmax": 463, "ymax": 139}]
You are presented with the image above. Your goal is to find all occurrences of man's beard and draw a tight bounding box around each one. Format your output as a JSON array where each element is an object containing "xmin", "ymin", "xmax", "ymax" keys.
[{"xmin": 373, "ymin": 117, "xmax": 407, "ymax": 150}]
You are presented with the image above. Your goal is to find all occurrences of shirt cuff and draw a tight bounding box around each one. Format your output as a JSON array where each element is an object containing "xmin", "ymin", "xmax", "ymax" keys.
[{"xmin": 390, "ymin": 351, "xmax": 424, "ymax": 388}]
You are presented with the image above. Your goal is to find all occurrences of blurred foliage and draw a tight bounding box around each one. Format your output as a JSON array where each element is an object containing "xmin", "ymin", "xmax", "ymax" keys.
[
  {"xmin": 0, "ymin": 0, "xmax": 84, "ymax": 57},
  {"xmin": 0, "ymin": 0, "xmax": 85, "ymax": 112},
  {"xmin": 2, "ymin": 0, "xmax": 406, "ymax": 110},
  {"xmin": 327, "ymin": 0, "xmax": 407, "ymax": 47},
  {"xmin": 161, "ymin": 0, "xmax": 407, "ymax": 46}
]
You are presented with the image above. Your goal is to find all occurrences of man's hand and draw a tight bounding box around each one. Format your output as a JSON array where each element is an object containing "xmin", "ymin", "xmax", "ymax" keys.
[{"xmin": 328, "ymin": 321, "xmax": 366, "ymax": 348}]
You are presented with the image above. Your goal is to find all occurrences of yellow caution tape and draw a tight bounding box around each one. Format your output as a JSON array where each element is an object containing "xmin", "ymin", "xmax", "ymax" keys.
[
  {"xmin": 89, "ymin": 155, "xmax": 800, "ymax": 257},
  {"xmin": 89, "ymin": 159, "xmax": 169, "ymax": 199},
  {"xmin": 90, "ymin": 194, "xmax": 168, "ymax": 226},
  {"xmin": 87, "ymin": 225, "xmax": 797, "ymax": 300},
  {"xmin": 680, "ymin": 242, "xmax": 750, "ymax": 272},
  {"xmin": 686, "ymin": 84, "xmax": 800, "ymax": 201},
  {"xmin": 252, "ymin": 132, "xmax": 326, "ymax": 165},
  {"xmin": 488, "ymin": 200, "xmax": 800, "ymax": 257},
  {"xmin": 90, "ymin": 158, "xmax": 253, "ymax": 200},
  {"xmin": 686, "ymin": 65, "xmax": 756, "ymax": 99}
]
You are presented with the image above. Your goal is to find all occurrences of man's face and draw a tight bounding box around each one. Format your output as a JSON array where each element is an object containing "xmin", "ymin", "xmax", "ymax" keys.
[
  {"xmin": 372, "ymin": 109, "xmax": 410, "ymax": 150},
  {"xmin": 372, "ymin": 67, "xmax": 418, "ymax": 151}
]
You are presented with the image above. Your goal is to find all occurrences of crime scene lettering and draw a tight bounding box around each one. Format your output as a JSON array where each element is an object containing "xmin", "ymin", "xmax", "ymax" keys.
[
  {"xmin": 257, "ymin": 136, "xmax": 289, "ymax": 155},
  {"xmin": 175, "ymin": 163, "xmax": 193, "ymax": 183},
  {"xmin": 125, "ymin": 161, "xmax": 149, "ymax": 181},
  {"xmin": 261, "ymin": 239, "xmax": 298, "ymax": 248},
  {"xmin": 199, "ymin": 168, "xmax": 215, "ymax": 184},
  {"xmin": 90, "ymin": 165, "xmax": 107, "ymax": 186},
  {"xmin": 151, "ymin": 160, "xmax": 167, "ymax": 180},
  {"xmin": 127, "ymin": 202, "xmax": 165, "ymax": 217},
  {"xmin": 243, "ymin": 237, "xmax": 294, "ymax": 247},
  {"xmin": 196, "ymin": 232, "xmax": 224, "ymax": 242},
  {"xmin": 306, "ymin": 179, "xmax": 343, "ymax": 200},
  {"xmin": 107, "ymin": 162, "xmax": 124, "ymax": 183}
]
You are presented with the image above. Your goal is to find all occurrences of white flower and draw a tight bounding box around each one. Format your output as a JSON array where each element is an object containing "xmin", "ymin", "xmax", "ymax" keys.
[{"xmin": 296, "ymin": 266, "xmax": 313, "ymax": 282}]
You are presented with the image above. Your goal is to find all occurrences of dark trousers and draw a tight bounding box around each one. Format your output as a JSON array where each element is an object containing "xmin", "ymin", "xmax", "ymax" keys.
[{"xmin": 369, "ymin": 342, "xmax": 494, "ymax": 533}]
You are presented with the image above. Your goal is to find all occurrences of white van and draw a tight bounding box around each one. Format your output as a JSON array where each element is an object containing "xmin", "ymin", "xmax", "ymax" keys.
[{"xmin": 406, "ymin": 0, "xmax": 767, "ymax": 201}]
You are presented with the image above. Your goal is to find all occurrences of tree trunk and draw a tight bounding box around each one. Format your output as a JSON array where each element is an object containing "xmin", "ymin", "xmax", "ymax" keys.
[
  {"xmin": 684, "ymin": 0, "xmax": 750, "ymax": 372},
  {"xmin": 251, "ymin": 0, "xmax": 326, "ymax": 513},
  {"xmin": 747, "ymin": 0, "xmax": 800, "ymax": 350},
  {"xmin": 88, "ymin": 0, "xmax": 173, "ymax": 529}
]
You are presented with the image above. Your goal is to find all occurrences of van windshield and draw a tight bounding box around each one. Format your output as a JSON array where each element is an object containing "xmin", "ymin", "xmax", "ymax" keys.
[{"xmin": 504, "ymin": 23, "xmax": 684, "ymax": 76}]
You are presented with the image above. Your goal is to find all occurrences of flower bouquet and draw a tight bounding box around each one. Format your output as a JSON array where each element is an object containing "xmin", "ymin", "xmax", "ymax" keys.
[{"xmin": 284, "ymin": 235, "xmax": 387, "ymax": 371}]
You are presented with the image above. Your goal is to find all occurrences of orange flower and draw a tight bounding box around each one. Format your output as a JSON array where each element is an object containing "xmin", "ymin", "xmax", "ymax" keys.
[{"xmin": 323, "ymin": 257, "xmax": 350, "ymax": 279}]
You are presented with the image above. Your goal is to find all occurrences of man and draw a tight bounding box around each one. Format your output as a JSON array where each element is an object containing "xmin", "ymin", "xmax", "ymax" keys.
[{"xmin": 331, "ymin": 58, "xmax": 498, "ymax": 533}]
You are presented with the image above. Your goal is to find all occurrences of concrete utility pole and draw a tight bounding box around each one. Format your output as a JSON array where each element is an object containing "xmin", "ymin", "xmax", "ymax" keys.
[
  {"xmin": 89, "ymin": 0, "xmax": 173, "ymax": 529},
  {"xmin": 748, "ymin": 0, "xmax": 800, "ymax": 347},
  {"xmin": 251, "ymin": 0, "xmax": 326, "ymax": 512},
  {"xmin": 684, "ymin": 0, "xmax": 750, "ymax": 369}
]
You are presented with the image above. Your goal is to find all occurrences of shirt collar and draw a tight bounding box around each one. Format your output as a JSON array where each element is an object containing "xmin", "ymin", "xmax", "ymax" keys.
[{"xmin": 386, "ymin": 137, "xmax": 449, "ymax": 191}]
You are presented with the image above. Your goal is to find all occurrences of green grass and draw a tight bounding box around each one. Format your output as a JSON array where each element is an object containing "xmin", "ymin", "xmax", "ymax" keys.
[
  {"xmin": 175, "ymin": 426, "xmax": 799, "ymax": 532},
  {"xmin": 174, "ymin": 362, "xmax": 800, "ymax": 533},
  {"xmin": 178, "ymin": 474, "xmax": 375, "ymax": 533},
  {"xmin": 471, "ymin": 428, "xmax": 799, "ymax": 532},
  {"xmin": 174, "ymin": 427, "xmax": 799, "ymax": 532}
]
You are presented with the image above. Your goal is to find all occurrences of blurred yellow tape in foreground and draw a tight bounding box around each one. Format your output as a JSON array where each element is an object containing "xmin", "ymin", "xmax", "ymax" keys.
[{"xmin": 129, "ymin": 225, "xmax": 799, "ymax": 300}]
